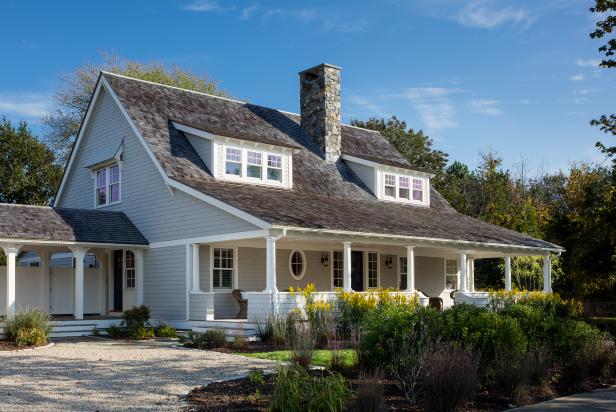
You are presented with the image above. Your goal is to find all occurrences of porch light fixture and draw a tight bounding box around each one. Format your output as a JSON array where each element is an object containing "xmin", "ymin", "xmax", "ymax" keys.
[
  {"xmin": 385, "ymin": 255, "xmax": 394, "ymax": 269},
  {"xmin": 321, "ymin": 252, "xmax": 329, "ymax": 267}
]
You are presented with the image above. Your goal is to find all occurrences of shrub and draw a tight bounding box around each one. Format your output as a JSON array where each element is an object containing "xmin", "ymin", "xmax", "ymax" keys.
[
  {"xmin": 121, "ymin": 305, "xmax": 151, "ymax": 339},
  {"xmin": 269, "ymin": 365, "xmax": 351, "ymax": 412},
  {"xmin": 184, "ymin": 329, "xmax": 227, "ymax": 349},
  {"xmin": 489, "ymin": 290, "xmax": 582, "ymax": 318},
  {"xmin": 154, "ymin": 323, "xmax": 177, "ymax": 338},
  {"xmin": 5, "ymin": 309, "xmax": 51, "ymax": 347},
  {"xmin": 107, "ymin": 324, "xmax": 123, "ymax": 339},
  {"xmin": 133, "ymin": 326, "xmax": 155, "ymax": 340},
  {"xmin": 290, "ymin": 283, "xmax": 336, "ymax": 347},
  {"xmin": 490, "ymin": 348, "xmax": 550, "ymax": 404},
  {"xmin": 255, "ymin": 313, "xmax": 296, "ymax": 348},
  {"xmin": 550, "ymin": 319, "xmax": 603, "ymax": 363},
  {"xmin": 248, "ymin": 368, "xmax": 265, "ymax": 385},
  {"xmin": 232, "ymin": 334, "xmax": 249, "ymax": 350},
  {"xmin": 423, "ymin": 343, "xmax": 479, "ymax": 412},
  {"xmin": 290, "ymin": 324, "xmax": 315, "ymax": 368},
  {"xmin": 350, "ymin": 370, "xmax": 385, "ymax": 412}
]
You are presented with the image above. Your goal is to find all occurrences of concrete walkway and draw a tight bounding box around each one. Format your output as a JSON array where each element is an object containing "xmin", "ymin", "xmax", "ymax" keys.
[
  {"xmin": 514, "ymin": 386, "xmax": 616, "ymax": 411},
  {"xmin": 0, "ymin": 338, "xmax": 276, "ymax": 411}
]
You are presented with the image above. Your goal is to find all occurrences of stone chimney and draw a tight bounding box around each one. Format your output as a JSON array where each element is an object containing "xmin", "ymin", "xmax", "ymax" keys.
[{"xmin": 299, "ymin": 63, "xmax": 341, "ymax": 162}]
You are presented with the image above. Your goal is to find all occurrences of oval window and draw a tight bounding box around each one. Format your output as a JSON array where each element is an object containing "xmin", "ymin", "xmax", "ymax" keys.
[{"xmin": 289, "ymin": 249, "xmax": 306, "ymax": 280}]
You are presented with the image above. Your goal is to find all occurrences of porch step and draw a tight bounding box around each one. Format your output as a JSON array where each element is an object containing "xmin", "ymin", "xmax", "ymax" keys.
[{"xmin": 191, "ymin": 320, "xmax": 259, "ymax": 340}]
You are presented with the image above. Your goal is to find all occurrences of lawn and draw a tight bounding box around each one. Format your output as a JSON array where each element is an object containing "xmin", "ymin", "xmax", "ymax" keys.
[{"xmin": 238, "ymin": 349, "xmax": 356, "ymax": 368}]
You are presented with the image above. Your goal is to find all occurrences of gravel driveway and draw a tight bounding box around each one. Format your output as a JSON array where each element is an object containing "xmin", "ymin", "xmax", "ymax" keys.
[{"xmin": 0, "ymin": 338, "xmax": 276, "ymax": 411}]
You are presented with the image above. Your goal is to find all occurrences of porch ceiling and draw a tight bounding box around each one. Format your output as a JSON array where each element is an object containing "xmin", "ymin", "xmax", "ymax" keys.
[{"xmin": 0, "ymin": 203, "xmax": 148, "ymax": 248}]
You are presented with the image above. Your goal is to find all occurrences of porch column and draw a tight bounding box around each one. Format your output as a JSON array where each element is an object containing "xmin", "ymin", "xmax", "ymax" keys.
[
  {"xmin": 543, "ymin": 254, "xmax": 552, "ymax": 292},
  {"xmin": 264, "ymin": 236, "xmax": 277, "ymax": 293},
  {"xmin": 343, "ymin": 241, "xmax": 352, "ymax": 292},
  {"xmin": 504, "ymin": 255, "xmax": 512, "ymax": 291},
  {"xmin": 405, "ymin": 246, "xmax": 415, "ymax": 292},
  {"xmin": 459, "ymin": 250, "xmax": 468, "ymax": 292},
  {"xmin": 134, "ymin": 249, "xmax": 144, "ymax": 306},
  {"xmin": 69, "ymin": 246, "xmax": 88, "ymax": 320},
  {"xmin": 191, "ymin": 244, "xmax": 200, "ymax": 292},
  {"xmin": 40, "ymin": 248, "xmax": 50, "ymax": 312},
  {"xmin": 2, "ymin": 244, "xmax": 21, "ymax": 317}
]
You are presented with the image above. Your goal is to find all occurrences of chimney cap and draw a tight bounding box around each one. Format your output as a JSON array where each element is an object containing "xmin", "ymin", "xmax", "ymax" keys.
[{"xmin": 298, "ymin": 63, "xmax": 341, "ymax": 75}]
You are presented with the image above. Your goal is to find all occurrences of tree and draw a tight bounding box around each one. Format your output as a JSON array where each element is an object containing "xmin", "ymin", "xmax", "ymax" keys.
[
  {"xmin": 43, "ymin": 54, "xmax": 230, "ymax": 163},
  {"xmin": 0, "ymin": 117, "xmax": 62, "ymax": 205},
  {"xmin": 350, "ymin": 116, "xmax": 449, "ymax": 185},
  {"xmin": 589, "ymin": 1, "xmax": 616, "ymax": 160}
]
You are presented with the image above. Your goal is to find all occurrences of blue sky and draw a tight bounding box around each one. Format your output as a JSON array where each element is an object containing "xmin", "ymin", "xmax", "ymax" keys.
[{"xmin": 1, "ymin": 0, "xmax": 614, "ymax": 174}]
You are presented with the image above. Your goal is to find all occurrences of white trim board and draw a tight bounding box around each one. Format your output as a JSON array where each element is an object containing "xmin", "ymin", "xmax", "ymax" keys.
[{"xmin": 149, "ymin": 229, "xmax": 270, "ymax": 249}]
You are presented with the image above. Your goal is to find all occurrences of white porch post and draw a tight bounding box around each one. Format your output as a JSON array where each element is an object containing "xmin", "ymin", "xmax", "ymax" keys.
[
  {"xmin": 543, "ymin": 254, "xmax": 552, "ymax": 292},
  {"xmin": 405, "ymin": 246, "xmax": 415, "ymax": 292},
  {"xmin": 459, "ymin": 250, "xmax": 468, "ymax": 292},
  {"xmin": 69, "ymin": 246, "xmax": 88, "ymax": 320},
  {"xmin": 40, "ymin": 248, "xmax": 50, "ymax": 312},
  {"xmin": 134, "ymin": 249, "xmax": 144, "ymax": 306},
  {"xmin": 2, "ymin": 244, "xmax": 21, "ymax": 317},
  {"xmin": 191, "ymin": 244, "xmax": 200, "ymax": 292},
  {"xmin": 343, "ymin": 241, "xmax": 353, "ymax": 292},
  {"xmin": 504, "ymin": 255, "xmax": 512, "ymax": 291},
  {"xmin": 264, "ymin": 236, "xmax": 277, "ymax": 293}
]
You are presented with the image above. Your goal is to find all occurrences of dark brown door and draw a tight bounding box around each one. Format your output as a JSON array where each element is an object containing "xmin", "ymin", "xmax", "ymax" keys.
[
  {"xmin": 351, "ymin": 251, "xmax": 364, "ymax": 291},
  {"xmin": 113, "ymin": 250, "xmax": 123, "ymax": 311}
]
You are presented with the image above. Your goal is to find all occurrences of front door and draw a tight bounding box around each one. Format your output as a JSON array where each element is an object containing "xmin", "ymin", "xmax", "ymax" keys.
[
  {"xmin": 113, "ymin": 250, "xmax": 123, "ymax": 311},
  {"xmin": 351, "ymin": 251, "xmax": 364, "ymax": 291}
]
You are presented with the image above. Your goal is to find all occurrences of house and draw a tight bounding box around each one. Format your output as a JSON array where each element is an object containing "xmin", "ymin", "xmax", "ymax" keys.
[{"xmin": 0, "ymin": 63, "xmax": 562, "ymax": 335}]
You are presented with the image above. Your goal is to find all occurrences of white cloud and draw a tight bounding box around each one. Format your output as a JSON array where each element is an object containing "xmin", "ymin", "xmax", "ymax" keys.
[
  {"xmin": 575, "ymin": 59, "xmax": 601, "ymax": 67},
  {"xmin": 347, "ymin": 95, "xmax": 384, "ymax": 116},
  {"xmin": 0, "ymin": 94, "xmax": 50, "ymax": 118},
  {"xmin": 181, "ymin": 0, "xmax": 234, "ymax": 12},
  {"xmin": 401, "ymin": 87, "xmax": 461, "ymax": 130},
  {"xmin": 240, "ymin": 5, "xmax": 258, "ymax": 20},
  {"xmin": 456, "ymin": 1, "xmax": 531, "ymax": 29},
  {"xmin": 570, "ymin": 74, "xmax": 585, "ymax": 81},
  {"xmin": 468, "ymin": 99, "xmax": 502, "ymax": 115}
]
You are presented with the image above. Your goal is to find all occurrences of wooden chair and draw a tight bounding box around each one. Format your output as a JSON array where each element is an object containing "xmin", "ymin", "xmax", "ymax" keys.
[{"xmin": 232, "ymin": 289, "xmax": 248, "ymax": 319}]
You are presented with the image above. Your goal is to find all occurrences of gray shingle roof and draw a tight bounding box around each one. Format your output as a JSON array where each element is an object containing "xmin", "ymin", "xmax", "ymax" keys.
[
  {"xmin": 0, "ymin": 204, "xmax": 148, "ymax": 245},
  {"xmin": 103, "ymin": 73, "xmax": 561, "ymax": 251}
]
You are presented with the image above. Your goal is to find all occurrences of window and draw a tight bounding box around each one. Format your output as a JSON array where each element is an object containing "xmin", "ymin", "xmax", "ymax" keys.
[
  {"xmin": 222, "ymin": 145, "xmax": 287, "ymax": 186},
  {"xmin": 225, "ymin": 148, "xmax": 242, "ymax": 176},
  {"xmin": 445, "ymin": 259, "xmax": 458, "ymax": 290},
  {"xmin": 246, "ymin": 151, "xmax": 262, "ymax": 179},
  {"xmin": 381, "ymin": 171, "xmax": 426, "ymax": 204},
  {"xmin": 213, "ymin": 248, "xmax": 234, "ymax": 289},
  {"xmin": 332, "ymin": 250, "xmax": 343, "ymax": 288},
  {"xmin": 413, "ymin": 178, "xmax": 423, "ymax": 201},
  {"xmin": 399, "ymin": 176, "xmax": 410, "ymax": 200},
  {"xmin": 384, "ymin": 174, "xmax": 396, "ymax": 197},
  {"xmin": 125, "ymin": 250, "xmax": 135, "ymax": 289},
  {"xmin": 95, "ymin": 164, "xmax": 121, "ymax": 207},
  {"xmin": 267, "ymin": 154, "xmax": 282, "ymax": 182},
  {"xmin": 368, "ymin": 252, "xmax": 378, "ymax": 288},
  {"xmin": 289, "ymin": 249, "xmax": 306, "ymax": 280},
  {"xmin": 399, "ymin": 256, "xmax": 408, "ymax": 290}
]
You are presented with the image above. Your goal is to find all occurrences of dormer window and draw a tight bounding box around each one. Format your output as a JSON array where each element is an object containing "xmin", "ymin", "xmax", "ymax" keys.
[
  {"xmin": 412, "ymin": 178, "xmax": 423, "ymax": 201},
  {"xmin": 380, "ymin": 171, "xmax": 428, "ymax": 205},
  {"xmin": 95, "ymin": 164, "xmax": 121, "ymax": 207},
  {"xmin": 221, "ymin": 144, "xmax": 290, "ymax": 187}
]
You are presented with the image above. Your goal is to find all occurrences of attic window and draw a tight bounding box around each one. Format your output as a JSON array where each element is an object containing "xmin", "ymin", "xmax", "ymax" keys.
[
  {"xmin": 381, "ymin": 171, "xmax": 428, "ymax": 205},
  {"xmin": 95, "ymin": 164, "xmax": 121, "ymax": 207},
  {"xmin": 221, "ymin": 144, "xmax": 287, "ymax": 187}
]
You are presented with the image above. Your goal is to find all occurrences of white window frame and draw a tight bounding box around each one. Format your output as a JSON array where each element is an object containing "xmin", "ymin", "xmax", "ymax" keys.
[
  {"xmin": 445, "ymin": 258, "xmax": 459, "ymax": 291},
  {"xmin": 331, "ymin": 250, "xmax": 344, "ymax": 290},
  {"xmin": 94, "ymin": 163, "xmax": 122, "ymax": 208},
  {"xmin": 366, "ymin": 251, "xmax": 379, "ymax": 289},
  {"xmin": 399, "ymin": 256, "xmax": 408, "ymax": 290},
  {"xmin": 289, "ymin": 249, "xmax": 307, "ymax": 280},
  {"xmin": 125, "ymin": 250, "xmax": 136, "ymax": 289},
  {"xmin": 381, "ymin": 171, "xmax": 427, "ymax": 205},
  {"xmin": 211, "ymin": 247, "xmax": 236, "ymax": 290},
  {"xmin": 222, "ymin": 144, "xmax": 286, "ymax": 187}
]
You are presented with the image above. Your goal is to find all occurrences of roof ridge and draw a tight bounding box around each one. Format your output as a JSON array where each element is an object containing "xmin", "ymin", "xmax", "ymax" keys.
[
  {"xmin": 0, "ymin": 203, "xmax": 52, "ymax": 209},
  {"xmin": 101, "ymin": 71, "xmax": 381, "ymax": 133}
]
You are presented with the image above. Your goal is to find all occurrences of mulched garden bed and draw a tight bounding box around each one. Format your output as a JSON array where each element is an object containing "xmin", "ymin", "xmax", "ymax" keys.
[{"xmin": 0, "ymin": 339, "xmax": 46, "ymax": 351}]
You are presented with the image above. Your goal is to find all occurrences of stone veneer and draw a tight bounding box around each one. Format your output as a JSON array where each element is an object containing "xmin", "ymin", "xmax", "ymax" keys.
[{"xmin": 299, "ymin": 63, "xmax": 342, "ymax": 162}]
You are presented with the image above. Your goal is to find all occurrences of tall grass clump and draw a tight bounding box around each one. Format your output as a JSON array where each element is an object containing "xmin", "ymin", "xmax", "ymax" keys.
[{"xmin": 5, "ymin": 308, "xmax": 51, "ymax": 347}]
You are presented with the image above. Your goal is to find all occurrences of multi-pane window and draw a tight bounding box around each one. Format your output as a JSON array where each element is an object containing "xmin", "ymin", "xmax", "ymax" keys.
[
  {"xmin": 332, "ymin": 250, "xmax": 343, "ymax": 288},
  {"xmin": 125, "ymin": 250, "xmax": 135, "ymax": 289},
  {"xmin": 95, "ymin": 164, "xmax": 121, "ymax": 207},
  {"xmin": 213, "ymin": 248, "xmax": 234, "ymax": 289},
  {"xmin": 223, "ymin": 145, "xmax": 285, "ymax": 185},
  {"xmin": 399, "ymin": 256, "xmax": 408, "ymax": 290},
  {"xmin": 399, "ymin": 176, "xmax": 410, "ymax": 200},
  {"xmin": 246, "ymin": 151, "xmax": 262, "ymax": 179},
  {"xmin": 289, "ymin": 250, "xmax": 306, "ymax": 279},
  {"xmin": 381, "ymin": 172, "xmax": 427, "ymax": 204},
  {"xmin": 267, "ymin": 154, "xmax": 282, "ymax": 182},
  {"xmin": 445, "ymin": 259, "xmax": 458, "ymax": 290},
  {"xmin": 384, "ymin": 174, "xmax": 396, "ymax": 197},
  {"xmin": 413, "ymin": 179, "xmax": 423, "ymax": 201},
  {"xmin": 368, "ymin": 252, "xmax": 378, "ymax": 288},
  {"xmin": 225, "ymin": 148, "xmax": 242, "ymax": 176}
]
